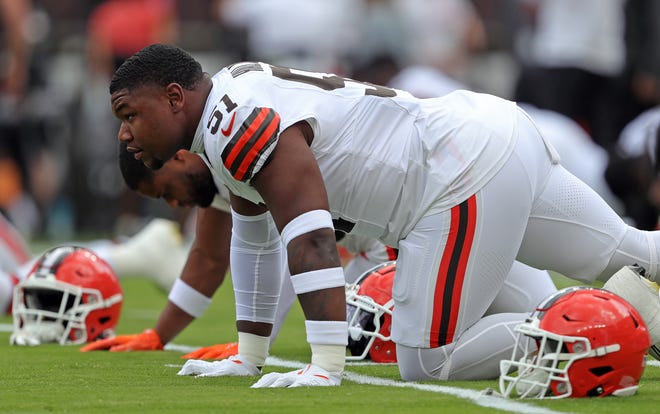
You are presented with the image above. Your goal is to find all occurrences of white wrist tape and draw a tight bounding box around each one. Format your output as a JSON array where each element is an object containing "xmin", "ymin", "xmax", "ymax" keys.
[
  {"xmin": 168, "ymin": 279, "xmax": 212, "ymax": 318},
  {"xmin": 311, "ymin": 343, "xmax": 346, "ymax": 373},
  {"xmin": 238, "ymin": 331, "xmax": 270, "ymax": 367},
  {"xmin": 305, "ymin": 320, "xmax": 348, "ymax": 345},
  {"xmin": 306, "ymin": 321, "xmax": 348, "ymax": 372},
  {"xmin": 280, "ymin": 210, "xmax": 333, "ymax": 247},
  {"xmin": 291, "ymin": 267, "xmax": 345, "ymax": 294}
]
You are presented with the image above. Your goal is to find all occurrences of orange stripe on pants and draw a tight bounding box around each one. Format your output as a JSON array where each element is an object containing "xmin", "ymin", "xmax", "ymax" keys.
[{"xmin": 430, "ymin": 195, "xmax": 477, "ymax": 347}]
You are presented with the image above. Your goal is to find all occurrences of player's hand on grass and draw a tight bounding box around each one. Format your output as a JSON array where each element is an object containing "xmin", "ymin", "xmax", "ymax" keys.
[
  {"xmin": 177, "ymin": 354, "xmax": 260, "ymax": 377},
  {"xmin": 181, "ymin": 342, "xmax": 238, "ymax": 360},
  {"xmin": 79, "ymin": 329, "xmax": 163, "ymax": 352},
  {"xmin": 251, "ymin": 364, "xmax": 341, "ymax": 388},
  {"xmin": 10, "ymin": 331, "xmax": 40, "ymax": 346}
]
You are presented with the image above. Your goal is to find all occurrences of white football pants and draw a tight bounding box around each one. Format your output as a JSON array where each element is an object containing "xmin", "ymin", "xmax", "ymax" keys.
[{"xmin": 395, "ymin": 111, "xmax": 660, "ymax": 381}]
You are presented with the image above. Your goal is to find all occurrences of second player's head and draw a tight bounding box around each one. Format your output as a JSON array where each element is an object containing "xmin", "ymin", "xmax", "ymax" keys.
[{"xmin": 119, "ymin": 142, "xmax": 217, "ymax": 208}]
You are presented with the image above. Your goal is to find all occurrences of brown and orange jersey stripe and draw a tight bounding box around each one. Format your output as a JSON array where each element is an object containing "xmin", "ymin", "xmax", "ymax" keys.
[{"xmin": 221, "ymin": 107, "xmax": 280, "ymax": 182}]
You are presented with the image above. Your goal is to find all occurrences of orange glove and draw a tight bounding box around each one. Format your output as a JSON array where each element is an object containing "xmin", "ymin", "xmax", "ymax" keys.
[
  {"xmin": 182, "ymin": 342, "xmax": 238, "ymax": 360},
  {"xmin": 80, "ymin": 329, "xmax": 164, "ymax": 352}
]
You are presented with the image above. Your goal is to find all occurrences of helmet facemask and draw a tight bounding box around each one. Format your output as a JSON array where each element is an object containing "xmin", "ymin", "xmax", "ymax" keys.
[
  {"xmin": 345, "ymin": 261, "xmax": 396, "ymax": 363},
  {"xmin": 499, "ymin": 286, "xmax": 649, "ymax": 399},
  {"xmin": 13, "ymin": 277, "xmax": 122, "ymax": 345},
  {"xmin": 499, "ymin": 319, "xmax": 621, "ymax": 398},
  {"xmin": 345, "ymin": 288, "xmax": 392, "ymax": 360},
  {"xmin": 11, "ymin": 246, "xmax": 123, "ymax": 346}
]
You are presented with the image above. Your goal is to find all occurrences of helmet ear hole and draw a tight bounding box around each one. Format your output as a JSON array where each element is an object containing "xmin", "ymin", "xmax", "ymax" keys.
[{"xmin": 589, "ymin": 366, "xmax": 613, "ymax": 377}]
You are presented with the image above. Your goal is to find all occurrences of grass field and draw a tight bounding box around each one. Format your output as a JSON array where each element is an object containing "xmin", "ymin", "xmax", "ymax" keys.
[{"xmin": 3, "ymin": 271, "xmax": 660, "ymax": 413}]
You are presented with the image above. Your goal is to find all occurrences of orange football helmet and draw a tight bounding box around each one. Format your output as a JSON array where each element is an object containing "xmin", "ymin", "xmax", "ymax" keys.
[
  {"xmin": 345, "ymin": 261, "xmax": 397, "ymax": 363},
  {"xmin": 499, "ymin": 286, "xmax": 650, "ymax": 398},
  {"xmin": 12, "ymin": 246, "xmax": 123, "ymax": 345}
]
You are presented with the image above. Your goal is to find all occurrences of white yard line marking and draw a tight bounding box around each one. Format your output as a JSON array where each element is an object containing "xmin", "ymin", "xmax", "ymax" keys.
[
  {"xmin": 164, "ymin": 343, "xmax": 198, "ymax": 353},
  {"xmin": 166, "ymin": 343, "xmax": 570, "ymax": 414}
]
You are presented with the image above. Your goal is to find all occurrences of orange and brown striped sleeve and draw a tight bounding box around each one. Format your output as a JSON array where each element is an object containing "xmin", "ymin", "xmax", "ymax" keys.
[{"xmin": 221, "ymin": 107, "xmax": 281, "ymax": 182}]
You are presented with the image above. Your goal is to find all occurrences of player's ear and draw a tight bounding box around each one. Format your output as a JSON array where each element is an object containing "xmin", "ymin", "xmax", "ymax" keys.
[
  {"xmin": 173, "ymin": 149, "xmax": 199, "ymax": 166},
  {"xmin": 165, "ymin": 83, "xmax": 184, "ymax": 112},
  {"xmin": 173, "ymin": 149, "xmax": 187, "ymax": 161}
]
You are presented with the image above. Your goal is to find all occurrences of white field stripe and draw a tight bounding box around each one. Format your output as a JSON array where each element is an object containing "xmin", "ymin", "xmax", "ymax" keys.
[
  {"xmin": 166, "ymin": 343, "xmax": 569, "ymax": 414},
  {"xmin": 164, "ymin": 343, "xmax": 199, "ymax": 353},
  {"xmin": 0, "ymin": 323, "xmax": 12, "ymax": 332}
]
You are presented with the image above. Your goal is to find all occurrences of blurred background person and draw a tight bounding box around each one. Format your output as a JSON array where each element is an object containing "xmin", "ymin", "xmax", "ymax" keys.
[
  {"xmin": 606, "ymin": 106, "xmax": 660, "ymax": 230},
  {"xmin": 0, "ymin": 0, "xmax": 38, "ymax": 236},
  {"xmin": 512, "ymin": 0, "xmax": 629, "ymax": 150},
  {"xmin": 392, "ymin": 0, "xmax": 486, "ymax": 86},
  {"xmin": 0, "ymin": 0, "xmax": 657, "ymax": 251},
  {"xmin": 623, "ymin": 0, "xmax": 660, "ymax": 128},
  {"xmin": 72, "ymin": 0, "xmax": 180, "ymax": 236},
  {"xmin": 214, "ymin": 0, "xmax": 359, "ymax": 73}
]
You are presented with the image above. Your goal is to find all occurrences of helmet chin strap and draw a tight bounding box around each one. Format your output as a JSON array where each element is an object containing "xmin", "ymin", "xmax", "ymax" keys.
[
  {"xmin": 515, "ymin": 366, "xmax": 550, "ymax": 398},
  {"xmin": 348, "ymin": 326, "xmax": 364, "ymax": 341},
  {"xmin": 590, "ymin": 343, "xmax": 621, "ymax": 357},
  {"xmin": 103, "ymin": 293, "xmax": 124, "ymax": 308},
  {"xmin": 22, "ymin": 321, "xmax": 65, "ymax": 343}
]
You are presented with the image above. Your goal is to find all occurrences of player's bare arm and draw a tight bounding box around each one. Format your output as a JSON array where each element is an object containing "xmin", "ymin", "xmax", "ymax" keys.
[
  {"xmin": 229, "ymin": 121, "xmax": 345, "ymax": 315},
  {"xmin": 248, "ymin": 121, "xmax": 346, "ymax": 323}
]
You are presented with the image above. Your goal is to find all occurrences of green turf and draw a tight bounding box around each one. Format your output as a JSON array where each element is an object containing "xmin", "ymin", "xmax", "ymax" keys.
[{"xmin": 2, "ymin": 274, "xmax": 660, "ymax": 413}]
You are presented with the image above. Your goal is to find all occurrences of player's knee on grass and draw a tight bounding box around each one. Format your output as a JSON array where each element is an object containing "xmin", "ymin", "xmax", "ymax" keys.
[{"xmin": 396, "ymin": 343, "xmax": 455, "ymax": 381}]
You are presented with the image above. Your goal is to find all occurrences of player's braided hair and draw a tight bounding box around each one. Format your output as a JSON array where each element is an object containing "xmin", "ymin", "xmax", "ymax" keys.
[
  {"xmin": 118, "ymin": 142, "xmax": 155, "ymax": 191},
  {"xmin": 110, "ymin": 43, "xmax": 203, "ymax": 94}
]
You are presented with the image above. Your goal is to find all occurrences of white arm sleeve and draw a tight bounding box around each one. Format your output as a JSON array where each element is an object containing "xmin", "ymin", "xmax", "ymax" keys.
[{"xmin": 230, "ymin": 209, "xmax": 283, "ymax": 324}]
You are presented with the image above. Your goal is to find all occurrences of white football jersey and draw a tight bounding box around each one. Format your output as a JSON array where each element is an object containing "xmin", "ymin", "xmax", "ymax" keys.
[{"xmin": 192, "ymin": 62, "xmax": 519, "ymax": 246}]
